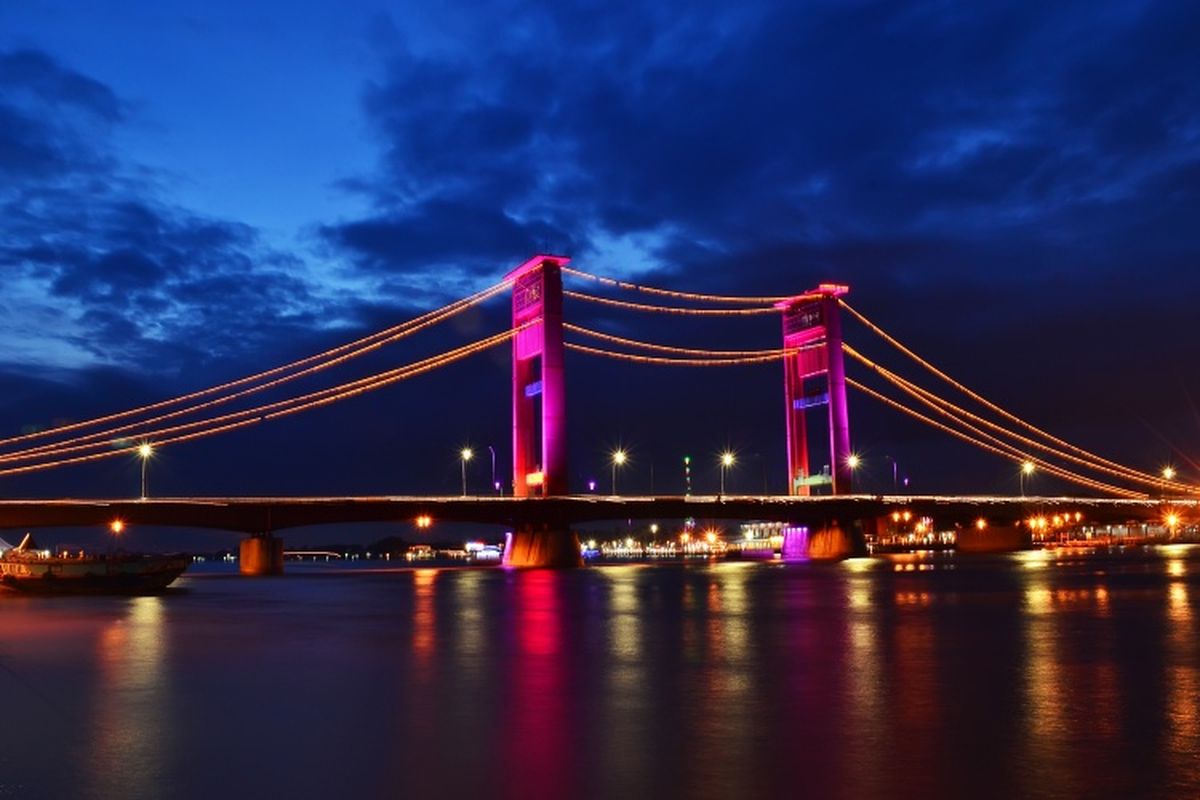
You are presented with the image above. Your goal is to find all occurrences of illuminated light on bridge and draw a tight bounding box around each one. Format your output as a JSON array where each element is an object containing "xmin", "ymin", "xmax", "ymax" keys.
[
  {"xmin": 719, "ymin": 451, "xmax": 736, "ymax": 494},
  {"xmin": 610, "ymin": 449, "xmax": 628, "ymax": 496},
  {"xmin": 975, "ymin": 517, "xmax": 988, "ymax": 530},
  {"xmin": 109, "ymin": 519, "xmax": 125, "ymax": 534},
  {"xmin": 415, "ymin": 515, "xmax": 433, "ymax": 529}
]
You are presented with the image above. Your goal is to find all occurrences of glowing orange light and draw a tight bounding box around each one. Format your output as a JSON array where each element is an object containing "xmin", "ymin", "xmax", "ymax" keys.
[
  {"xmin": 975, "ymin": 518, "xmax": 988, "ymax": 530},
  {"xmin": 415, "ymin": 515, "xmax": 433, "ymax": 529},
  {"xmin": 902, "ymin": 510, "xmax": 912, "ymax": 522},
  {"xmin": 109, "ymin": 519, "xmax": 125, "ymax": 534},
  {"xmin": 891, "ymin": 511, "xmax": 901, "ymax": 523},
  {"xmin": 525, "ymin": 471, "xmax": 545, "ymax": 486}
]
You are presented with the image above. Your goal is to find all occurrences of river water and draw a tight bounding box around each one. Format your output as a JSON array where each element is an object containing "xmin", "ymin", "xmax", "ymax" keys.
[{"xmin": 1, "ymin": 546, "xmax": 1197, "ymax": 799}]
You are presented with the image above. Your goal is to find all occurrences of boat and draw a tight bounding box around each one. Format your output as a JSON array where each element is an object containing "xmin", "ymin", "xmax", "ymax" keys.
[{"xmin": 0, "ymin": 533, "xmax": 189, "ymax": 594}]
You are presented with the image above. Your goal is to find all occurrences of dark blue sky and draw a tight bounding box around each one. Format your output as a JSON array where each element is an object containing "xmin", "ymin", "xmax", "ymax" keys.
[{"xmin": 2, "ymin": 0, "xmax": 1199, "ymax": 512}]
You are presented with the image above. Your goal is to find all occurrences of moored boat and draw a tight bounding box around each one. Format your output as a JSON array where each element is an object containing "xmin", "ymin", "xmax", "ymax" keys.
[{"xmin": 0, "ymin": 533, "xmax": 189, "ymax": 594}]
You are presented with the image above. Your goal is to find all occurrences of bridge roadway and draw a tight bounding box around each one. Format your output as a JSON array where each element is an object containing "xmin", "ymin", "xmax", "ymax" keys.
[{"xmin": 0, "ymin": 494, "xmax": 1192, "ymax": 534}]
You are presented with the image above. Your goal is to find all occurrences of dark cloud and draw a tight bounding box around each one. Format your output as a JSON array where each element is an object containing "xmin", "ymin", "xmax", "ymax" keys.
[
  {"xmin": 0, "ymin": 49, "xmax": 331, "ymax": 379},
  {"xmin": 0, "ymin": 49, "xmax": 123, "ymax": 121}
]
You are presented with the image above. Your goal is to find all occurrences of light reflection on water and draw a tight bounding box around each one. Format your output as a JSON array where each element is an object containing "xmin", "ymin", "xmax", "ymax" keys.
[{"xmin": 0, "ymin": 548, "xmax": 1197, "ymax": 799}]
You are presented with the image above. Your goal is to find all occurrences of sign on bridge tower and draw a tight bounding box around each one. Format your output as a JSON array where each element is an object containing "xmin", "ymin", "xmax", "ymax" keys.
[
  {"xmin": 778, "ymin": 284, "xmax": 853, "ymax": 495},
  {"xmin": 506, "ymin": 255, "xmax": 570, "ymax": 497}
]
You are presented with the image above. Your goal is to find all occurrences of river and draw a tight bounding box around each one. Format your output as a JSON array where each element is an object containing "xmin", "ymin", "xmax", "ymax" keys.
[{"xmin": 1, "ymin": 546, "xmax": 1197, "ymax": 799}]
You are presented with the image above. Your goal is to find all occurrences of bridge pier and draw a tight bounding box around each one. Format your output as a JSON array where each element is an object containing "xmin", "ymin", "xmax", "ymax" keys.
[
  {"xmin": 782, "ymin": 520, "xmax": 866, "ymax": 561},
  {"xmin": 240, "ymin": 533, "xmax": 284, "ymax": 576},
  {"xmin": 502, "ymin": 523, "xmax": 582, "ymax": 568},
  {"xmin": 956, "ymin": 523, "xmax": 1031, "ymax": 554}
]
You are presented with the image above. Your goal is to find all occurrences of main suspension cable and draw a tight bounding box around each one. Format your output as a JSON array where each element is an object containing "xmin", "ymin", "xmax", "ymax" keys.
[
  {"xmin": 564, "ymin": 290, "xmax": 778, "ymax": 316},
  {"xmin": 564, "ymin": 323, "xmax": 821, "ymax": 358},
  {"xmin": 844, "ymin": 343, "xmax": 1195, "ymax": 493},
  {"xmin": 0, "ymin": 328, "xmax": 520, "ymax": 476},
  {"xmin": 565, "ymin": 342, "xmax": 790, "ymax": 366},
  {"xmin": 0, "ymin": 280, "xmax": 509, "ymax": 451},
  {"xmin": 562, "ymin": 265, "xmax": 806, "ymax": 304},
  {"xmin": 846, "ymin": 377, "xmax": 1147, "ymax": 498},
  {"xmin": 840, "ymin": 299, "xmax": 1170, "ymax": 487}
]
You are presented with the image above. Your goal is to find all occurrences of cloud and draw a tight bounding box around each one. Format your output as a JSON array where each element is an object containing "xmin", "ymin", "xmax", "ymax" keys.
[
  {"xmin": 327, "ymin": 0, "xmax": 1199, "ymax": 287},
  {"xmin": 0, "ymin": 49, "xmax": 333, "ymax": 377}
]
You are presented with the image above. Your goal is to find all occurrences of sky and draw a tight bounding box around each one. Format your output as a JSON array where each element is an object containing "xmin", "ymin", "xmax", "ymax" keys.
[{"xmin": 1, "ymin": 0, "xmax": 1199, "ymax": 534}]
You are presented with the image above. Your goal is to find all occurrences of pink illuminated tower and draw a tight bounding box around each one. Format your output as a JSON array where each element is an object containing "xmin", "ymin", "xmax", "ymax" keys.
[
  {"xmin": 506, "ymin": 255, "xmax": 570, "ymax": 497},
  {"xmin": 777, "ymin": 284, "xmax": 853, "ymax": 495}
]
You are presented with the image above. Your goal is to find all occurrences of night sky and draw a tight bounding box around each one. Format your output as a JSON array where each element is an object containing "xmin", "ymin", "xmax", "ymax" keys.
[{"xmin": 2, "ymin": 1, "xmax": 1199, "ymax": 524}]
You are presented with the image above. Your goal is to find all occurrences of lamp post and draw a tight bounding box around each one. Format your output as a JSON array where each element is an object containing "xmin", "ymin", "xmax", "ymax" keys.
[
  {"xmin": 460, "ymin": 447, "xmax": 473, "ymax": 496},
  {"xmin": 1020, "ymin": 460, "xmax": 1035, "ymax": 497},
  {"xmin": 719, "ymin": 451, "xmax": 735, "ymax": 496},
  {"xmin": 487, "ymin": 445, "xmax": 498, "ymax": 495},
  {"xmin": 1162, "ymin": 466, "xmax": 1176, "ymax": 498},
  {"xmin": 137, "ymin": 443, "xmax": 153, "ymax": 500},
  {"xmin": 611, "ymin": 449, "xmax": 627, "ymax": 496}
]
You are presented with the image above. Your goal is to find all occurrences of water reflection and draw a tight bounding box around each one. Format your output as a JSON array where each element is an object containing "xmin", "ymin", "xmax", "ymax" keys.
[
  {"xmin": 86, "ymin": 597, "xmax": 168, "ymax": 800},
  {"xmin": 502, "ymin": 570, "xmax": 569, "ymax": 800},
  {"xmin": 2, "ymin": 548, "xmax": 1199, "ymax": 798},
  {"xmin": 411, "ymin": 568, "xmax": 438, "ymax": 672}
]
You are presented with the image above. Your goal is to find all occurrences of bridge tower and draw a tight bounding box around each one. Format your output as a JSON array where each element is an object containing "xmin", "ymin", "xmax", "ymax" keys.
[
  {"xmin": 503, "ymin": 255, "xmax": 581, "ymax": 568},
  {"xmin": 777, "ymin": 284, "xmax": 853, "ymax": 496},
  {"xmin": 506, "ymin": 254, "xmax": 570, "ymax": 498}
]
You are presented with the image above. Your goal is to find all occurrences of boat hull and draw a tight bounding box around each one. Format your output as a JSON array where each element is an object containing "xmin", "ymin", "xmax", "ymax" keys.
[{"xmin": 0, "ymin": 555, "xmax": 190, "ymax": 595}]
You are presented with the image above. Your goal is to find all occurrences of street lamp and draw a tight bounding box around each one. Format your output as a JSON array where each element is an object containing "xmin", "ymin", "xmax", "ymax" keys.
[
  {"xmin": 885, "ymin": 455, "xmax": 899, "ymax": 493},
  {"xmin": 719, "ymin": 451, "xmax": 736, "ymax": 496},
  {"xmin": 460, "ymin": 447, "xmax": 473, "ymax": 496},
  {"xmin": 1020, "ymin": 460, "xmax": 1035, "ymax": 497},
  {"xmin": 1162, "ymin": 466, "xmax": 1177, "ymax": 497},
  {"xmin": 487, "ymin": 445, "xmax": 498, "ymax": 495},
  {"xmin": 611, "ymin": 449, "xmax": 627, "ymax": 496},
  {"xmin": 137, "ymin": 442, "xmax": 154, "ymax": 500}
]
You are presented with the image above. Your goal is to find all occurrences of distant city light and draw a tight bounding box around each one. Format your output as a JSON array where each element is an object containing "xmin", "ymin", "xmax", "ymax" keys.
[{"xmin": 846, "ymin": 454, "xmax": 861, "ymax": 470}]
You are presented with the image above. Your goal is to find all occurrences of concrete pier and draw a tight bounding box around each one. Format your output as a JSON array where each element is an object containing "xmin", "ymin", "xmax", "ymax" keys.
[
  {"xmin": 502, "ymin": 524, "xmax": 582, "ymax": 568},
  {"xmin": 240, "ymin": 533, "xmax": 284, "ymax": 576},
  {"xmin": 782, "ymin": 521, "xmax": 865, "ymax": 561}
]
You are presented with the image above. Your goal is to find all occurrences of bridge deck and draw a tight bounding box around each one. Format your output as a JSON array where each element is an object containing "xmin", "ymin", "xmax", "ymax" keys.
[{"xmin": 0, "ymin": 495, "xmax": 1190, "ymax": 534}]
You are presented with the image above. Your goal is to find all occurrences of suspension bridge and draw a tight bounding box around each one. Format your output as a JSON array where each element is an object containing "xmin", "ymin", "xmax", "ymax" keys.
[{"xmin": 1, "ymin": 255, "xmax": 1193, "ymax": 572}]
